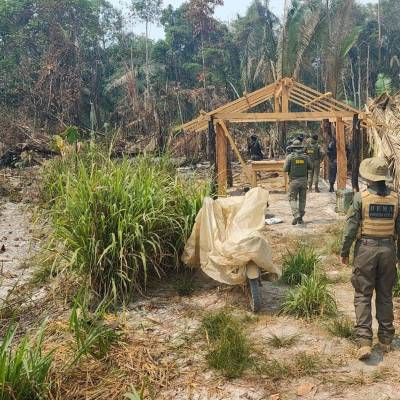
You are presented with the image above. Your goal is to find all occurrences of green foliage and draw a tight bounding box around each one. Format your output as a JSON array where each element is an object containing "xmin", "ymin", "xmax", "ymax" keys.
[
  {"xmin": 375, "ymin": 73, "xmax": 393, "ymax": 96},
  {"xmin": 172, "ymin": 271, "xmax": 196, "ymax": 296},
  {"xmin": 42, "ymin": 146, "xmax": 208, "ymax": 302},
  {"xmin": 0, "ymin": 322, "xmax": 53, "ymax": 400},
  {"xmin": 281, "ymin": 244, "xmax": 320, "ymax": 286},
  {"xmin": 202, "ymin": 311, "xmax": 251, "ymax": 379},
  {"xmin": 68, "ymin": 293, "xmax": 121, "ymax": 365},
  {"xmin": 326, "ymin": 316, "xmax": 355, "ymax": 340},
  {"xmin": 281, "ymin": 273, "xmax": 337, "ymax": 319}
]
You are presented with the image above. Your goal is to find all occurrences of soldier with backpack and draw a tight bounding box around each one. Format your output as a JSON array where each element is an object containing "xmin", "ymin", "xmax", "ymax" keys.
[{"xmin": 306, "ymin": 134, "xmax": 325, "ymax": 192}]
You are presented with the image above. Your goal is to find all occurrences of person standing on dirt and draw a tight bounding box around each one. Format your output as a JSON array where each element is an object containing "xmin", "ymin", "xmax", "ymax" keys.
[
  {"xmin": 340, "ymin": 157, "xmax": 400, "ymax": 360},
  {"xmin": 306, "ymin": 134, "xmax": 325, "ymax": 192},
  {"xmin": 327, "ymin": 137, "xmax": 337, "ymax": 192},
  {"xmin": 283, "ymin": 140, "xmax": 312, "ymax": 225}
]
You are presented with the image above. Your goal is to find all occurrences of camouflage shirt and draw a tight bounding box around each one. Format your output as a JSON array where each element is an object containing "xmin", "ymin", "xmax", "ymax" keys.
[{"xmin": 340, "ymin": 184, "xmax": 400, "ymax": 257}]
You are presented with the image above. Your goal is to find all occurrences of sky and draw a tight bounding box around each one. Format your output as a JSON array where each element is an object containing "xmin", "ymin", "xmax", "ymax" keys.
[{"xmin": 113, "ymin": 0, "xmax": 378, "ymax": 40}]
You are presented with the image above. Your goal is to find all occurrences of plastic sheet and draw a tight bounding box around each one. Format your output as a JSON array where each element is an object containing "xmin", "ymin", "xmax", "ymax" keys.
[{"xmin": 182, "ymin": 187, "xmax": 280, "ymax": 285}]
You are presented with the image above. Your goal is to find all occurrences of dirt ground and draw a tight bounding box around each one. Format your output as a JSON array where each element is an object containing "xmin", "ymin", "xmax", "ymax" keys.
[{"xmin": 2, "ymin": 168, "xmax": 400, "ymax": 400}]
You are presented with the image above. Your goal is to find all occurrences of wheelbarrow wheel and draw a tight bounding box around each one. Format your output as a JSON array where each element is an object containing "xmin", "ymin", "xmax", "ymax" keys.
[{"xmin": 247, "ymin": 278, "xmax": 262, "ymax": 313}]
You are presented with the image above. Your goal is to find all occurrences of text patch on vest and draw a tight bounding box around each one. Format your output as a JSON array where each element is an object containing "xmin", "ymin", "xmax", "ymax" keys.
[
  {"xmin": 295, "ymin": 160, "xmax": 305, "ymax": 164},
  {"xmin": 369, "ymin": 204, "xmax": 395, "ymax": 219}
]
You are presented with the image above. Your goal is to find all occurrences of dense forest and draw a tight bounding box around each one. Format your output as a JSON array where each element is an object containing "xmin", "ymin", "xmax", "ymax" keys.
[{"xmin": 1, "ymin": 0, "xmax": 399, "ymax": 145}]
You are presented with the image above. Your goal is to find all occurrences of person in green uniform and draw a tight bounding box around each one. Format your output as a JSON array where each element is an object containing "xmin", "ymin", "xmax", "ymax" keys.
[
  {"xmin": 306, "ymin": 134, "xmax": 325, "ymax": 192},
  {"xmin": 283, "ymin": 140, "xmax": 312, "ymax": 225},
  {"xmin": 340, "ymin": 157, "xmax": 400, "ymax": 360}
]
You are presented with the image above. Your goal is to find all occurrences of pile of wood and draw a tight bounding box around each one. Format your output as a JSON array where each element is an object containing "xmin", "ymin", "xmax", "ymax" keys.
[{"xmin": 366, "ymin": 92, "xmax": 400, "ymax": 189}]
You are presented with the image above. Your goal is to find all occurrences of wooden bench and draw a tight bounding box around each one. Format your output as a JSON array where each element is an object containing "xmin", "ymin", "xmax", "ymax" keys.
[{"xmin": 249, "ymin": 160, "xmax": 288, "ymax": 192}]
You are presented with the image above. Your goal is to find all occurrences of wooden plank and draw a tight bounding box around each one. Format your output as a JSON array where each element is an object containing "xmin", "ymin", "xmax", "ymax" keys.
[
  {"xmin": 282, "ymin": 81, "xmax": 289, "ymax": 113},
  {"xmin": 213, "ymin": 111, "xmax": 355, "ymax": 122},
  {"xmin": 289, "ymin": 93, "xmax": 328, "ymax": 112},
  {"xmin": 208, "ymin": 119, "xmax": 217, "ymax": 195},
  {"xmin": 216, "ymin": 122, "xmax": 228, "ymax": 196},
  {"xmin": 290, "ymin": 88, "xmax": 338, "ymax": 111},
  {"xmin": 336, "ymin": 117, "xmax": 347, "ymax": 190}
]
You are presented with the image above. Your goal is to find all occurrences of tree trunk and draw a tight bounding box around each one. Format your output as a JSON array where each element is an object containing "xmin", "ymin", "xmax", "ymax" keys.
[
  {"xmin": 145, "ymin": 19, "xmax": 150, "ymax": 107},
  {"xmin": 366, "ymin": 44, "xmax": 370, "ymax": 101},
  {"xmin": 351, "ymin": 114, "xmax": 361, "ymax": 192}
]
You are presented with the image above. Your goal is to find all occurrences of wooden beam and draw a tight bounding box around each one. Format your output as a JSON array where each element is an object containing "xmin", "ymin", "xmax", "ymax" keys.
[
  {"xmin": 304, "ymin": 92, "xmax": 332, "ymax": 107},
  {"xmin": 217, "ymin": 120, "xmax": 253, "ymax": 183},
  {"xmin": 216, "ymin": 122, "xmax": 228, "ymax": 196},
  {"xmin": 213, "ymin": 111, "xmax": 355, "ymax": 122},
  {"xmin": 336, "ymin": 117, "xmax": 347, "ymax": 190},
  {"xmin": 208, "ymin": 119, "xmax": 217, "ymax": 196},
  {"xmin": 282, "ymin": 81, "xmax": 289, "ymax": 113}
]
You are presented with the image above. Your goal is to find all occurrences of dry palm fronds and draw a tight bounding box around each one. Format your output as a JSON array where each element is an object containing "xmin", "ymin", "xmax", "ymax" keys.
[{"xmin": 366, "ymin": 91, "xmax": 400, "ymax": 189}]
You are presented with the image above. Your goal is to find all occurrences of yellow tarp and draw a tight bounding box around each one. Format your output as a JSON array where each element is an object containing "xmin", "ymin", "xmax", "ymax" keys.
[{"xmin": 182, "ymin": 188, "xmax": 280, "ymax": 285}]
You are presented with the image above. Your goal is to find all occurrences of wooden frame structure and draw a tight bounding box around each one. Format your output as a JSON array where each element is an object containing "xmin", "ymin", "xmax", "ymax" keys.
[{"xmin": 178, "ymin": 78, "xmax": 371, "ymax": 196}]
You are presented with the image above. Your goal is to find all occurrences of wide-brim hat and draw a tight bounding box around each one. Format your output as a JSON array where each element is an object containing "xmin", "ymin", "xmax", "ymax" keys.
[
  {"xmin": 359, "ymin": 157, "xmax": 390, "ymax": 182},
  {"xmin": 291, "ymin": 139, "xmax": 304, "ymax": 148}
]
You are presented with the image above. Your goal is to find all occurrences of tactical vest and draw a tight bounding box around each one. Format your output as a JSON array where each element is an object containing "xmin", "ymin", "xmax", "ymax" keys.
[
  {"xmin": 360, "ymin": 190, "xmax": 399, "ymax": 238},
  {"xmin": 307, "ymin": 143, "xmax": 320, "ymax": 161},
  {"xmin": 289, "ymin": 153, "xmax": 308, "ymax": 179}
]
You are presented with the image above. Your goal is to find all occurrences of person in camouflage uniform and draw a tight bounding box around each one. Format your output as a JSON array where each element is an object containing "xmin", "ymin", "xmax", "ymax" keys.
[
  {"xmin": 283, "ymin": 140, "xmax": 312, "ymax": 225},
  {"xmin": 306, "ymin": 134, "xmax": 325, "ymax": 192},
  {"xmin": 340, "ymin": 157, "xmax": 400, "ymax": 360}
]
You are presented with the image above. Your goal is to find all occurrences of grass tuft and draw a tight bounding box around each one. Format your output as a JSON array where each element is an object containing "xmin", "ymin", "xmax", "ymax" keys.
[
  {"xmin": 325, "ymin": 223, "xmax": 344, "ymax": 255},
  {"xmin": 202, "ymin": 311, "xmax": 251, "ymax": 379},
  {"xmin": 281, "ymin": 244, "xmax": 320, "ymax": 286},
  {"xmin": 0, "ymin": 322, "xmax": 53, "ymax": 400},
  {"xmin": 41, "ymin": 146, "xmax": 207, "ymax": 303},
  {"xmin": 266, "ymin": 333, "xmax": 299, "ymax": 348},
  {"xmin": 326, "ymin": 316, "xmax": 355, "ymax": 340},
  {"xmin": 281, "ymin": 273, "xmax": 337, "ymax": 319}
]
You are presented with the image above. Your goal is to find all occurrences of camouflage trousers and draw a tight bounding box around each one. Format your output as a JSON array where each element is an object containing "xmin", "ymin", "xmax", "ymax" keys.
[
  {"xmin": 288, "ymin": 179, "xmax": 307, "ymax": 218},
  {"xmin": 308, "ymin": 161, "xmax": 321, "ymax": 186},
  {"xmin": 352, "ymin": 238, "xmax": 397, "ymax": 346}
]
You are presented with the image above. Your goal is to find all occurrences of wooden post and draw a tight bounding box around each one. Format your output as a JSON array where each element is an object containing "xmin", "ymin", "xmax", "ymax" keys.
[
  {"xmin": 351, "ymin": 114, "xmax": 361, "ymax": 192},
  {"xmin": 227, "ymin": 142, "xmax": 233, "ymax": 188},
  {"xmin": 216, "ymin": 122, "xmax": 228, "ymax": 196},
  {"xmin": 208, "ymin": 118, "xmax": 217, "ymax": 196},
  {"xmin": 281, "ymin": 80, "xmax": 289, "ymax": 151},
  {"xmin": 322, "ymin": 119, "xmax": 332, "ymax": 180},
  {"xmin": 336, "ymin": 117, "xmax": 347, "ymax": 190}
]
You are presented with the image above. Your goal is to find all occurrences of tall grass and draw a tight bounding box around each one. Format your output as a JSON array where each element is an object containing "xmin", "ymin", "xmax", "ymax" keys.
[
  {"xmin": 281, "ymin": 244, "xmax": 320, "ymax": 286},
  {"xmin": 42, "ymin": 146, "xmax": 207, "ymax": 302},
  {"xmin": 202, "ymin": 311, "xmax": 251, "ymax": 379},
  {"xmin": 281, "ymin": 273, "xmax": 337, "ymax": 319},
  {"xmin": 0, "ymin": 322, "xmax": 53, "ymax": 400}
]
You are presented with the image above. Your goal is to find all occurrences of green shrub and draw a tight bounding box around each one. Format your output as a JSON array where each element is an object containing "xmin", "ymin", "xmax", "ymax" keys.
[
  {"xmin": 281, "ymin": 244, "xmax": 320, "ymax": 286},
  {"xmin": 326, "ymin": 316, "xmax": 355, "ymax": 340},
  {"xmin": 42, "ymin": 147, "xmax": 207, "ymax": 303},
  {"xmin": 0, "ymin": 322, "xmax": 53, "ymax": 400},
  {"xmin": 281, "ymin": 273, "xmax": 337, "ymax": 319},
  {"xmin": 202, "ymin": 311, "xmax": 251, "ymax": 379}
]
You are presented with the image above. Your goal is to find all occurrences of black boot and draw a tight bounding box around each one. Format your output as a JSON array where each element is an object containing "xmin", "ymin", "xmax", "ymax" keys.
[
  {"xmin": 329, "ymin": 183, "xmax": 335, "ymax": 193},
  {"xmin": 292, "ymin": 217, "xmax": 298, "ymax": 225},
  {"xmin": 315, "ymin": 184, "xmax": 320, "ymax": 193},
  {"xmin": 298, "ymin": 217, "xmax": 304, "ymax": 224}
]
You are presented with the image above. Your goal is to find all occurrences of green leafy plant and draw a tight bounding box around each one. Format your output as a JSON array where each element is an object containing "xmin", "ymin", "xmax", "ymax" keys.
[
  {"xmin": 202, "ymin": 311, "xmax": 251, "ymax": 379},
  {"xmin": 0, "ymin": 322, "xmax": 53, "ymax": 400},
  {"xmin": 375, "ymin": 73, "xmax": 392, "ymax": 96},
  {"xmin": 42, "ymin": 146, "xmax": 208, "ymax": 303},
  {"xmin": 281, "ymin": 244, "xmax": 320, "ymax": 286},
  {"xmin": 281, "ymin": 273, "xmax": 337, "ymax": 319},
  {"xmin": 68, "ymin": 294, "xmax": 121, "ymax": 365}
]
